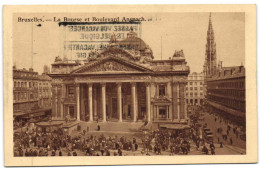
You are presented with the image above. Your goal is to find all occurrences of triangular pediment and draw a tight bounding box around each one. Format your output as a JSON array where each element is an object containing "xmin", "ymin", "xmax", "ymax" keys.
[
  {"xmin": 71, "ymin": 56, "xmax": 152, "ymax": 74},
  {"xmin": 152, "ymin": 96, "xmax": 172, "ymax": 103}
]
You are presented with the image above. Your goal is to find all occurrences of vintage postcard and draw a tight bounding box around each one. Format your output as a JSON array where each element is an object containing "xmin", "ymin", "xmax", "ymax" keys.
[{"xmin": 3, "ymin": 5, "xmax": 257, "ymax": 166}]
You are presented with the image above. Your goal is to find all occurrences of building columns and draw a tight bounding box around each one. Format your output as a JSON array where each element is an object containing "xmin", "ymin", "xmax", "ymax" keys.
[
  {"xmin": 93, "ymin": 85, "xmax": 97, "ymax": 121},
  {"xmin": 88, "ymin": 83, "xmax": 93, "ymax": 122},
  {"xmin": 76, "ymin": 84, "xmax": 80, "ymax": 121},
  {"xmin": 61, "ymin": 84, "xmax": 65, "ymax": 120},
  {"xmin": 180, "ymin": 82, "xmax": 188, "ymax": 119},
  {"xmin": 101, "ymin": 83, "xmax": 106, "ymax": 122},
  {"xmin": 131, "ymin": 82, "xmax": 137, "ymax": 122},
  {"xmin": 146, "ymin": 83, "xmax": 151, "ymax": 122},
  {"xmin": 55, "ymin": 85, "xmax": 58, "ymax": 119},
  {"xmin": 177, "ymin": 82, "xmax": 180, "ymax": 120},
  {"xmin": 117, "ymin": 83, "xmax": 122, "ymax": 122}
]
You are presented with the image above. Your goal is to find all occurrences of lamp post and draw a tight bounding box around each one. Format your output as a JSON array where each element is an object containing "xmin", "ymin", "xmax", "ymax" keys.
[{"xmin": 143, "ymin": 130, "xmax": 152, "ymax": 155}]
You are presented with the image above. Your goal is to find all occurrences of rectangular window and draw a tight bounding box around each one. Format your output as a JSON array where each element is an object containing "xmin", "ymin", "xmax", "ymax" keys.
[
  {"xmin": 68, "ymin": 86, "xmax": 75, "ymax": 97},
  {"xmin": 189, "ymin": 82, "xmax": 192, "ymax": 85},
  {"xmin": 159, "ymin": 84, "xmax": 166, "ymax": 96},
  {"xmin": 190, "ymin": 87, "xmax": 193, "ymax": 90},
  {"xmin": 158, "ymin": 107, "xmax": 167, "ymax": 118}
]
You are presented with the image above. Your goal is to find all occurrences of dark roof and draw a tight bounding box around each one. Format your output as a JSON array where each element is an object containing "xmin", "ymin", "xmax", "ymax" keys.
[{"xmin": 208, "ymin": 66, "xmax": 245, "ymax": 81}]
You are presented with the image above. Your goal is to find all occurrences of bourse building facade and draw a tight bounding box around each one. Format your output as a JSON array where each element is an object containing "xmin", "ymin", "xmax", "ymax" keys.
[{"xmin": 49, "ymin": 31, "xmax": 190, "ymax": 126}]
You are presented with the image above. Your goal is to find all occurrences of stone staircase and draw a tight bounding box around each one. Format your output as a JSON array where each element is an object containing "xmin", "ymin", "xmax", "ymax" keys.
[{"xmin": 78, "ymin": 121, "xmax": 147, "ymax": 133}]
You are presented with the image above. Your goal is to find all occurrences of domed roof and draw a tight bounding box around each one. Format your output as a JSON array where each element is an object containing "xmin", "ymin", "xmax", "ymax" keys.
[{"xmin": 117, "ymin": 31, "xmax": 149, "ymax": 51}]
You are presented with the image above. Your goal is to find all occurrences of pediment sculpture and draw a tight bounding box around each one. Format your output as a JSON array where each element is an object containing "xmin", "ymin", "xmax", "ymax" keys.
[{"xmin": 91, "ymin": 61, "xmax": 137, "ymax": 72}]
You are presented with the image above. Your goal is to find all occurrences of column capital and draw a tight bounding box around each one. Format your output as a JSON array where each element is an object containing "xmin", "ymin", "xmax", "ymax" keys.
[
  {"xmin": 87, "ymin": 82, "xmax": 93, "ymax": 87},
  {"xmin": 145, "ymin": 82, "xmax": 151, "ymax": 87},
  {"xmin": 172, "ymin": 81, "xmax": 179, "ymax": 85},
  {"xmin": 150, "ymin": 82, "xmax": 156, "ymax": 86},
  {"xmin": 116, "ymin": 82, "xmax": 122, "ymax": 86},
  {"xmin": 100, "ymin": 82, "xmax": 106, "ymax": 87},
  {"xmin": 75, "ymin": 83, "xmax": 80, "ymax": 87},
  {"xmin": 130, "ymin": 82, "xmax": 136, "ymax": 87}
]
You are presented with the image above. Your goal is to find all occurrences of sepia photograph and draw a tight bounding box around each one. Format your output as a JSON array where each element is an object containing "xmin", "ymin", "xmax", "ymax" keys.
[{"xmin": 3, "ymin": 5, "xmax": 257, "ymax": 166}]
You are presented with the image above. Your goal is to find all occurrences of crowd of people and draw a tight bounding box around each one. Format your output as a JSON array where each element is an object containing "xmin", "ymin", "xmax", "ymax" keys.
[
  {"xmin": 14, "ymin": 104, "xmax": 245, "ymax": 157},
  {"xmin": 13, "ymin": 122, "xmax": 216, "ymax": 157},
  {"xmin": 14, "ymin": 128, "xmax": 141, "ymax": 156}
]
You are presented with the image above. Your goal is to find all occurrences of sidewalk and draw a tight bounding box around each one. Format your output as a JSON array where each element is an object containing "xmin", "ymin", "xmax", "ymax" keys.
[{"xmin": 224, "ymin": 144, "xmax": 246, "ymax": 154}]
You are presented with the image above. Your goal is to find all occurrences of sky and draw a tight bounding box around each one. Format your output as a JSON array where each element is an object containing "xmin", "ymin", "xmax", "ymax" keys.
[{"xmin": 13, "ymin": 12, "xmax": 245, "ymax": 74}]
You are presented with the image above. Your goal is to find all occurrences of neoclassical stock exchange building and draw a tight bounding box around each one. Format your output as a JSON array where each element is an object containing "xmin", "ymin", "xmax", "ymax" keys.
[{"xmin": 49, "ymin": 30, "xmax": 190, "ymax": 129}]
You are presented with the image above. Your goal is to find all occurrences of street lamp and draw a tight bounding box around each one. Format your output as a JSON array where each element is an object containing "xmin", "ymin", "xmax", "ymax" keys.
[{"xmin": 143, "ymin": 130, "xmax": 152, "ymax": 155}]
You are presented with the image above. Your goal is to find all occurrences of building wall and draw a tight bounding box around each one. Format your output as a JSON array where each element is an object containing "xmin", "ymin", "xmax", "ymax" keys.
[
  {"xmin": 13, "ymin": 67, "xmax": 52, "ymax": 114},
  {"xmin": 206, "ymin": 66, "xmax": 245, "ymax": 125},
  {"xmin": 207, "ymin": 77, "xmax": 245, "ymax": 114},
  {"xmin": 13, "ymin": 67, "xmax": 39, "ymax": 112},
  {"xmin": 38, "ymin": 74, "xmax": 52, "ymax": 108},
  {"xmin": 185, "ymin": 72, "xmax": 205, "ymax": 105}
]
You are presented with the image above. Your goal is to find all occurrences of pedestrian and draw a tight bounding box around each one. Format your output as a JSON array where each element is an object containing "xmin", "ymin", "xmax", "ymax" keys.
[
  {"xmin": 25, "ymin": 149, "xmax": 29, "ymax": 156},
  {"xmin": 135, "ymin": 143, "xmax": 138, "ymax": 151},
  {"xmin": 51, "ymin": 150, "xmax": 56, "ymax": 156},
  {"xmin": 106, "ymin": 149, "xmax": 110, "ymax": 156},
  {"xmin": 230, "ymin": 138, "xmax": 233, "ymax": 145},
  {"xmin": 202, "ymin": 145, "xmax": 208, "ymax": 155},
  {"xmin": 133, "ymin": 138, "xmax": 136, "ymax": 144},
  {"xmin": 210, "ymin": 147, "xmax": 215, "ymax": 155},
  {"xmin": 100, "ymin": 149, "xmax": 104, "ymax": 156},
  {"xmin": 220, "ymin": 142, "xmax": 223, "ymax": 148},
  {"xmin": 118, "ymin": 149, "xmax": 122, "ymax": 156}
]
